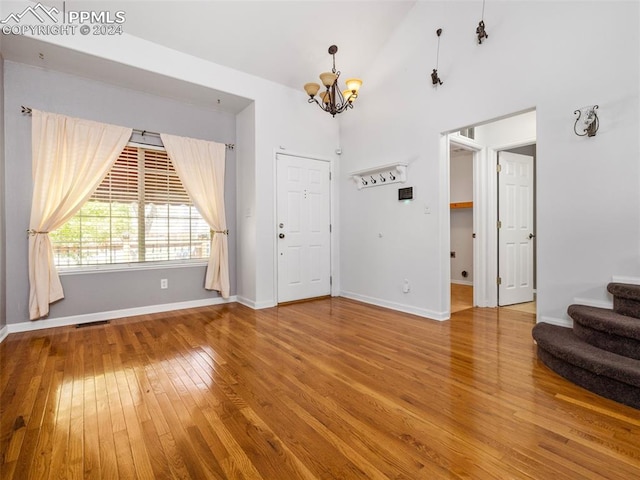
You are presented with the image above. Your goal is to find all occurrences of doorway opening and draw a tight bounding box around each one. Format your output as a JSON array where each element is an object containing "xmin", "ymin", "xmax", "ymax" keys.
[
  {"xmin": 449, "ymin": 136, "xmax": 480, "ymax": 313},
  {"xmin": 497, "ymin": 144, "xmax": 537, "ymax": 314},
  {"xmin": 442, "ymin": 109, "xmax": 537, "ymax": 317}
]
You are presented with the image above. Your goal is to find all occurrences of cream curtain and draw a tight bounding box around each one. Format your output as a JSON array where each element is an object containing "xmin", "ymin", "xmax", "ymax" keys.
[
  {"xmin": 160, "ymin": 133, "xmax": 229, "ymax": 298},
  {"xmin": 29, "ymin": 110, "xmax": 132, "ymax": 319}
]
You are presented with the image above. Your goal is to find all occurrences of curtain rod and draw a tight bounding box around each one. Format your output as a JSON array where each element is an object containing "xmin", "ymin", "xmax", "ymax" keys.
[{"xmin": 20, "ymin": 106, "xmax": 235, "ymax": 150}]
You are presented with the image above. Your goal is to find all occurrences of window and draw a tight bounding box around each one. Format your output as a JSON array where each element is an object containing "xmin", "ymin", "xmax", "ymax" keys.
[{"xmin": 51, "ymin": 145, "xmax": 211, "ymax": 268}]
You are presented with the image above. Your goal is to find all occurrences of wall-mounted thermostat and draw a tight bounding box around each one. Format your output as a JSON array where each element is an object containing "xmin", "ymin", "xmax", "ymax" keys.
[{"xmin": 398, "ymin": 186, "xmax": 413, "ymax": 201}]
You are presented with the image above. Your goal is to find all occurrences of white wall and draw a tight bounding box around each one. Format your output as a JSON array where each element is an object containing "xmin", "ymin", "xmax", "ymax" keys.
[
  {"xmin": 339, "ymin": 1, "xmax": 639, "ymax": 324},
  {"xmin": 9, "ymin": 24, "xmax": 339, "ymax": 311},
  {"xmin": 474, "ymin": 111, "xmax": 536, "ymax": 148},
  {"xmin": 0, "ymin": 54, "xmax": 6, "ymax": 336},
  {"xmin": 236, "ymin": 103, "xmax": 257, "ymax": 307},
  {"xmin": 450, "ymin": 151, "xmax": 473, "ymax": 203}
]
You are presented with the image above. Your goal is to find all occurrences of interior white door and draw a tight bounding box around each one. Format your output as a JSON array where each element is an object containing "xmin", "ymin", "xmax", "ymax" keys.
[
  {"xmin": 498, "ymin": 151, "xmax": 534, "ymax": 306},
  {"xmin": 276, "ymin": 154, "xmax": 331, "ymax": 303}
]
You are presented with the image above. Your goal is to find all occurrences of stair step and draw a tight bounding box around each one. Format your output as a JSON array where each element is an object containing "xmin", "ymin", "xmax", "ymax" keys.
[
  {"xmin": 607, "ymin": 282, "xmax": 640, "ymax": 301},
  {"xmin": 573, "ymin": 322, "xmax": 640, "ymax": 360},
  {"xmin": 607, "ymin": 283, "xmax": 640, "ymax": 319},
  {"xmin": 568, "ymin": 305, "xmax": 640, "ymax": 341},
  {"xmin": 532, "ymin": 323, "xmax": 640, "ymax": 408}
]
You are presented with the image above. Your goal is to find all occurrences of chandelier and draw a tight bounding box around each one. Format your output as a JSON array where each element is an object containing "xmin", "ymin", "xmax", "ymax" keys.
[{"xmin": 304, "ymin": 45, "xmax": 362, "ymax": 117}]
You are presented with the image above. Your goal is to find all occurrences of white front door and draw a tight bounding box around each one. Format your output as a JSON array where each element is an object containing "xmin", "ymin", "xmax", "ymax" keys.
[
  {"xmin": 276, "ymin": 154, "xmax": 331, "ymax": 303},
  {"xmin": 498, "ymin": 151, "xmax": 534, "ymax": 306}
]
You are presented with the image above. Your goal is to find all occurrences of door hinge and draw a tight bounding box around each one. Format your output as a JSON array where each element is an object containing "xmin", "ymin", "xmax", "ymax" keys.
[
  {"xmin": 329, "ymin": 224, "xmax": 332, "ymax": 233},
  {"xmin": 497, "ymin": 164, "xmax": 502, "ymax": 173},
  {"xmin": 330, "ymin": 276, "xmax": 333, "ymax": 286},
  {"xmin": 497, "ymin": 277, "xmax": 502, "ymax": 285},
  {"xmin": 329, "ymin": 171, "xmax": 332, "ymax": 180},
  {"xmin": 497, "ymin": 220, "xmax": 502, "ymax": 229}
]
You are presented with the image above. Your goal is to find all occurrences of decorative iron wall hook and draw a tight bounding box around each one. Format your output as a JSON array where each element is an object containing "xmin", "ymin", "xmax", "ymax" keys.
[
  {"xmin": 476, "ymin": 0, "xmax": 489, "ymax": 44},
  {"xmin": 370, "ymin": 176, "xmax": 377, "ymax": 184},
  {"xmin": 389, "ymin": 171, "xmax": 396, "ymax": 181},
  {"xmin": 574, "ymin": 105, "xmax": 599, "ymax": 137},
  {"xmin": 432, "ymin": 28, "xmax": 444, "ymax": 86},
  {"xmin": 380, "ymin": 174, "xmax": 386, "ymax": 182}
]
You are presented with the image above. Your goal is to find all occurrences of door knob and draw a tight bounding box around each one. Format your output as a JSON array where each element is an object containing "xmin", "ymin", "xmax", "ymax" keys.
[
  {"xmin": 529, "ymin": 233, "xmax": 536, "ymax": 239},
  {"xmin": 279, "ymin": 233, "xmax": 285, "ymax": 239}
]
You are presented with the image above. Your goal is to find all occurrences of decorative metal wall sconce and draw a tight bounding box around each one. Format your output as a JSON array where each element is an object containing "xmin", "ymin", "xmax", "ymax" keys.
[
  {"xmin": 432, "ymin": 28, "xmax": 444, "ymax": 86},
  {"xmin": 476, "ymin": 0, "xmax": 488, "ymax": 44},
  {"xmin": 574, "ymin": 105, "xmax": 599, "ymax": 137}
]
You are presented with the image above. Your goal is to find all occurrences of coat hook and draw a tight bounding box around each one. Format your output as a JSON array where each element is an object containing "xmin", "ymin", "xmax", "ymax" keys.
[
  {"xmin": 362, "ymin": 178, "xmax": 368, "ymax": 186},
  {"xmin": 389, "ymin": 171, "xmax": 396, "ymax": 180},
  {"xmin": 370, "ymin": 176, "xmax": 377, "ymax": 184},
  {"xmin": 380, "ymin": 174, "xmax": 386, "ymax": 182}
]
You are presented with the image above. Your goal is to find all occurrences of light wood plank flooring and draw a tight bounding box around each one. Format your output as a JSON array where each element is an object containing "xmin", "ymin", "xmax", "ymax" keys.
[
  {"xmin": 451, "ymin": 283, "xmax": 537, "ymax": 314},
  {"xmin": 2, "ymin": 298, "xmax": 639, "ymax": 479},
  {"xmin": 451, "ymin": 283, "xmax": 474, "ymax": 313}
]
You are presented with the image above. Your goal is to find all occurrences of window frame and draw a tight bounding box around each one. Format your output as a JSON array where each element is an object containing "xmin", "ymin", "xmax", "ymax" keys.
[{"xmin": 52, "ymin": 141, "xmax": 211, "ymax": 274}]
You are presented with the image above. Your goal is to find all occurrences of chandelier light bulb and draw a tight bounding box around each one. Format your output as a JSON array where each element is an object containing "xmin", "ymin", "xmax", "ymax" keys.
[
  {"xmin": 345, "ymin": 78, "xmax": 362, "ymax": 93},
  {"xmin": 304, "ymin": 83, "xmax": 321, "ymax": 98},
  {"xmin": 319, "ymin": 72, "xmax": 338, "ymax": 88}
]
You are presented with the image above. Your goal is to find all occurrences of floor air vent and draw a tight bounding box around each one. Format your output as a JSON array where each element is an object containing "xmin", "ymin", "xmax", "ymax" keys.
[{"xmin": 76, "ymin": 320, "xmax": 110, "ymax": 328}]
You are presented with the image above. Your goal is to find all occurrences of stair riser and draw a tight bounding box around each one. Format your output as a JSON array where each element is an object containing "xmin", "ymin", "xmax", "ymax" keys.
[
  {"xmin": 613, "ymin": 297, "xmax": 640, "ymax": 319},
  {"xmin": 537, "ymin": 346, "xmax": 640, "ymax": 409},
  {"xmin": 573, "ymin": 322, "xmax": 640, "ymax": 360}
]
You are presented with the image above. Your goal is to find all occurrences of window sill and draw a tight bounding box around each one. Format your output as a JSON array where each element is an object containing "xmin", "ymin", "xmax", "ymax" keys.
[{"xmin": 57, "ymin": 260, "xmax": 208, "ymax": 276}]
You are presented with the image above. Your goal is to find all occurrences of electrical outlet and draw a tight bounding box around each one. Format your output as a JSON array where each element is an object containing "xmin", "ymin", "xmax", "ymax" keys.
[{"xmin": 160, "ymin": 278, "xmax": 168, "ymax": 289}]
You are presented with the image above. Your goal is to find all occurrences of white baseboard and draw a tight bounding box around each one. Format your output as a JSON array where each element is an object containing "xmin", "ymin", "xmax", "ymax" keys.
[
  {"xmin": 572, "ymin": 297, "xmax": 613, "ymax": 309},
  {"xmin": 7, "ymin": 296, "xmax": 238, "ymax": 334},
  {"xmin": 539, "ymin": 315, "xmax": 572, "ymax": 328},
  {"xmin": 611, "ymin": 276, "xmax": 640, "ymax": 285},
  {"xmin": 0, "ymin": 325, "xmax": 8, "ymax": 343},
  {"xmin": 340, "ymin": 290, "xmax": 448, "ymax": 321},
  {"xmin": 236, "ymin": 296, "xmax": 255, "ymax": 308},
  {"xmin": 236, "ymin": 296, "xmax": 276, "ymax": 309},
  {"xmin": 451, "ymin": 280, "xmax": 473, "ymax": 286}
]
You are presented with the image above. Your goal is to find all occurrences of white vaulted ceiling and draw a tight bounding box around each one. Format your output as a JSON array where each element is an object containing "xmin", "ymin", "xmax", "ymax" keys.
[
  {"xmin": 1, "ymin": 1, "xmax": 416, "ymax": 112},
  {"xmin": 102, "ymin": 1, "xmax": 416, "ymax": 90}
]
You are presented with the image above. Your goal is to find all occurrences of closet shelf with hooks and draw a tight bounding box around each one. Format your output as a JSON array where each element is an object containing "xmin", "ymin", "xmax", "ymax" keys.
[{"xmin": 350, "ymin": 162, "xmax": 408, "ymax": 190}]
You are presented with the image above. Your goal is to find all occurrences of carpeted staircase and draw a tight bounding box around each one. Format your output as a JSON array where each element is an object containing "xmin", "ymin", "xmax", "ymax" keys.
[{"xmin": 532, "ymin": 282, "xmax": 640, "ymax": 409}]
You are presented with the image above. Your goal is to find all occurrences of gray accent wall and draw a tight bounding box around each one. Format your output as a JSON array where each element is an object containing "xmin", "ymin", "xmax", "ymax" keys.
[
  {"xmin": 4, "ymin": 61, "xmax": 237, "ymax": 325},
  {"xmin": 0, "ymin": 55, "xmax": 6, "ymax": 330}
]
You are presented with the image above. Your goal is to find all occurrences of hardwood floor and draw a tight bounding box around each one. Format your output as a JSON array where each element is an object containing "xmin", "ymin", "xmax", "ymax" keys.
[
  {"xmin": 451, "ymin": 283, "xmax": 537, "ymax": 315},
  {"xmin": 451, "ymin": 283, "xmax": 473, "ymax": 313},
  {"xmin": 2, "ymin": 298, "xmax": 639, "ymax": 479}
]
